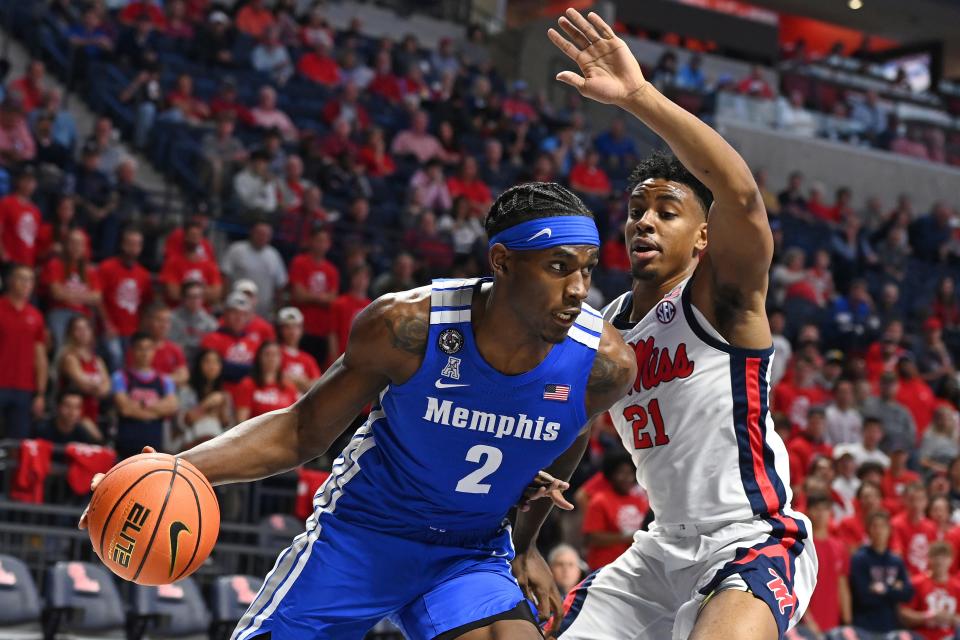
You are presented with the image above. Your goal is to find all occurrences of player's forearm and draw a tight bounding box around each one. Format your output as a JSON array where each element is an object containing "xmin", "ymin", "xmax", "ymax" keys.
[
  {"xmin": 177, "ymin": 407, "xmax": 305, "ymax": 485},
  {"xmin": 617, "ymin": 85, "xmax": 760, "ymax": 207},
  {"xmin": 513, "ymin": 428, "xmax": 590, "ymax": 553}
]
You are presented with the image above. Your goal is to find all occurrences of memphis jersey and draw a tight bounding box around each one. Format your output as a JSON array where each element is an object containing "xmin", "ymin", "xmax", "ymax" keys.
[
  {"xmin": 325, "ymin": 278, "xmax": 602, "ymax": 537},
  {"xmin": 602, "ymin": 277, "xmax": 793, "ymax": 526}
]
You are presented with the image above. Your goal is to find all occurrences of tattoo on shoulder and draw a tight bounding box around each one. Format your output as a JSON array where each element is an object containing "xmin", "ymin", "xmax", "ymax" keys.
[
  {"xmin": 587, "ymin": 351, "xmax": 630, "ymax": 395},
  {"xmin": 385, "ymin": 315, "xmax": 429, "ymax": 355}
]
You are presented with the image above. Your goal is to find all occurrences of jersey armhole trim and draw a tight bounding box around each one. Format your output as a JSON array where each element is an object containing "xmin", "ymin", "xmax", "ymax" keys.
[{"xmin": 680, "ymin": 282, "xmax": 774, "ymax": 358}]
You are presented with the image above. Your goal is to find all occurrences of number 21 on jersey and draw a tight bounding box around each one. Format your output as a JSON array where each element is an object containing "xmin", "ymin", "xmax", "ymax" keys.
[{"xmin": 622, "ymin": 399, "xmax": 669, "ymax": 449}]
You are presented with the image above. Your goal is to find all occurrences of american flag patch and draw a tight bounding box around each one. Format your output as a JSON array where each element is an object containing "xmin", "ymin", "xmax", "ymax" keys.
[{"xmin": 543, "ymin": 384, "xmax": 570, "ymax": 401}]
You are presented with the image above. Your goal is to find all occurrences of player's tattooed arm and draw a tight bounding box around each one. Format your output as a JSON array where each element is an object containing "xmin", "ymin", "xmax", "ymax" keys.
[
  {"xmin": 385, "ymin": 315, "xmax": 429, "ymax": 354},
  {"xmin": 585, "ymin": 323, "xmax": 636, "ymax": 417}
]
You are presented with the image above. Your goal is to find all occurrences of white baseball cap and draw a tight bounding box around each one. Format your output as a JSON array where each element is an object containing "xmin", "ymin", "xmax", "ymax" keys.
[{"xmin": 277, "ymin": 307, "xmax": 304, "ymax": 325}]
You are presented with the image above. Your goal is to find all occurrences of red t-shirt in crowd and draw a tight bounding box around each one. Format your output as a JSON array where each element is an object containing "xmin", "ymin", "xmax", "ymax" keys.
[
  {"xmin": 787, "ymin": 435, "xmax": 833, "ymax": 478},
  {"xmin": 298, "ymin": 53, "xmax": 340, "ymax": 85},
  {"xmin": 369, "ymin": 73, "xmax": 402, "ymax": 103},
  {"xmin": 75, "ymin": 352, "xmax": 105, "ymax": 422},
  {"xmin": 234, "ymin": 377, "xmax": 299, "ymax": 419},
  {"xmin": 281, "ymin": 346, "xmax": 321, "ymax": 382},
  {"xmin": 0, "ymin": 297, "xmax": 45, "ymax": 391},
  {"xmin": 40, "ymin": 259, "xmax": 100, "ymax": 314},
  {"xmin": 218, "ymin": 315, "xmax": 275, "ymax": 344},
  {"xmin": 600, "ymin": 237, "xmax": 630, "ymax": 272},
  {"xmin": 833, "ymin": 513, "xmax": 869, "ymax": 551},
  {"xmin": 123, "ymin": 339, "xmax": 186, "ymax": 377},
  {"xmin": 36, "ymin": 225, "xmax": 91, "ymax": 262},
  {"xmin": 330, "ymin": 294, "xmax": 371, "ymax": 358},
  {"xmin": 9, "ymin": 77, "xmax": 43, "ymax": 113},
  {"xmin": 891, "ymin": 513, "xmax": 938, "ymax": 575},
  {"xmin": 881, "ymin": 468, "xmax": 921, "ymax": 507},
  {"xmin": 163, "ymin": 229, "xmax": 215, "ymax": 263},
  {"xmin": 806, "ymin": 534, "xmax": 849, "ymax": 632},
  {"xmin": 0, "ymin": 194, "xmax": 41, "ymax": 266},
  {"xmin": 896, "ymin": 377, "xmax": 936, "ymax": 441},
  {"xmin": 119, "ymin": 1, "xmax": 167, "ymax": 27},
  {"xmin": 583, "ymin": 488, "xmax": 649, "ymax": 569},
  {"xmin": 289, "ymin": 254, "xmax": 340, "ymax": 337},
  {"xmin": 907, "ymin": 574, "xmax": 960, "ymax": 640},
  {"xmin": 446, "ymin": 177, "xmax": 492, "ymax": 205},
  {"xmin": 772, "ymin": 381, "xmax": 830, "ymax": 431},
  {"xmin": 358, "ymin": 146, "xmax": 396, "ymax": 177},
  {"xmin": 98, "ymin": 257, "xmax": 152, "ymax": 336},
  {"xmin": 569, "ymin": 163, "xmax": 612, "ymax": 194},
  {"xmin": 864, "ymin": 341, "xmax": 906, "ymax": 382},
  {"xmin": 160, "ymin": 254, "xmax": 222, "ymax": 291}
]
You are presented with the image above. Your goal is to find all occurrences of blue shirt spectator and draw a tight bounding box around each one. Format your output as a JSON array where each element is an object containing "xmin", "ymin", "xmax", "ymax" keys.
[
  {"xmin": 594, "ymin": 119, "xmax": 638, "ymax": 167},
  {"xmin": 676, "ymin": 55, "xmax": 706, "ymax": 92},
  {"xmin": 908, "ymin": 203, "xmax": 954, "ymax": 261},
  {"xmin": 849, "ymin": 511, "xmax": 914, "ymax": 633}
]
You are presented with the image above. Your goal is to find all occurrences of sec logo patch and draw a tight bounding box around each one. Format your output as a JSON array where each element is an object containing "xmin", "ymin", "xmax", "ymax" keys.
[{"xmin": 655, "ymin": 300, "xmax": 676, "ymax": 324}]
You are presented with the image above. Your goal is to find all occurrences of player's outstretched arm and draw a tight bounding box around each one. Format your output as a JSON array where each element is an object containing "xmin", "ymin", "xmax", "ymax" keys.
[
  {"xmin": 548, "ymin": 9, "xmax": 772, "ymax": 291},
  {"xmin": 176, "ymin": 292, "xmax": 427, "ymax": 486},
  {"xmin": 512, "ymin": 323, "xmax": 635, "ymax": 634}
]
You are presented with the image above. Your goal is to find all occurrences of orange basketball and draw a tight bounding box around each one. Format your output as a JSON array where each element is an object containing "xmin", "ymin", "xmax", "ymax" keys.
[{"xmin": 86, "ymin": 453, "xmax": 220, "ymax": 586}]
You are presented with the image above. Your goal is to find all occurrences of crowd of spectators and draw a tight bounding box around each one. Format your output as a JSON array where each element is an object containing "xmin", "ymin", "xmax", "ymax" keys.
[{"xmin": 0, "ymin": 2, "xmax": 958, "ymax": 638}]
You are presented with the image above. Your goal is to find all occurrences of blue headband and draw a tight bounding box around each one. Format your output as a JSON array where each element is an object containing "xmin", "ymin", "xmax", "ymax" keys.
[{"xmin": 488, "ymin": 216, "xmax": 600, "ymax": 250}]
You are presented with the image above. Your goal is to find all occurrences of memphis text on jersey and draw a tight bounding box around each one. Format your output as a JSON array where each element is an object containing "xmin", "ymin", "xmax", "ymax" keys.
[{"xmin": 423, "ymin": 396, "xmax": 561, "ymax": 441}]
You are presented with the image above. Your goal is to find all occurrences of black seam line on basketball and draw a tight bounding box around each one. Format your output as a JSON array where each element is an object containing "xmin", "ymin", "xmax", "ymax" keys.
[
  {"xmin": 132, "ymin": 458, "xmax": 180, "ymax": 582},
  {"xmin": 171, "ymin": 463, "xmax": 203, "ymax": 583},
  {"xmin": 97, "ymin": 469, "xmax": 173, "ymax": 560},
  {"xmin": 176, "ymin": 461, "xmax": 218, "ymax": 504}
]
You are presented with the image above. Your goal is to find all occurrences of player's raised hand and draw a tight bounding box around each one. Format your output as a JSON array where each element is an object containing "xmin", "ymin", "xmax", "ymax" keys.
[
  {"xmin": 511, "ymin": 548, "xmax": 566, "ymax": 638},
  {"xmin": 517, "ymin": 470, "xmax": 573, "ymax": 512},
  {"xmin": 548, "ymin": 8, "xmax": 648, "ymax": 106},
  {"xmin": 78, "ymin": 446, "xmax": 156, "ymax": 529}
]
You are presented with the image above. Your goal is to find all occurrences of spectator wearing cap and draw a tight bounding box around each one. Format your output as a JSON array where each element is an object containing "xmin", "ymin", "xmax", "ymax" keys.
[
  {"xmin": 40, "ymin": 228, "xmax": 101, "ymax": 348},
  {"xmin": 236, "ymin": 0, "xmax": 275, "ymax": 39},
  {"xmin": 850, "ymin": 510, "xmax": 914, "ymax": 633},
  {"xmin": 277, "ymin": 306, "xmax": 321, "ymax": 393},
  {"xmin": 97, "ymin": 227, "xmax": 151, "ymax": 370},
  {"xmin": 0, "ymin": 167, "xmax": 41, "ymax": 267},
  {"xmin": 234, "ymin": 341, "xmax": 298, "ymax": 423},
  {"xmin": 0, "ymin": 97, "xmax": 35, "ymax": 167},
  {"xmin": 232, "ymin": 150, "xmax": 280, "ymax": 218},
  {"xmin": 391, "ymin": 110, "xmax": 446, "ymax": 164},
  {"xmin": 168, "ymin": 281, "xmax": 217, "ymax": 366},
  {"xmin": 229, "ymin": 279, "xmax": 276, "ymax": 344},
  {"xmin": 200, "ymin": 291, "xmax": 264, "ymax": 397},
  {"xmin": 863, "ymin": 372, "xmax": 917, "ymax": 454},
  {"xmin": 112, "ymin": 332, "xmax": 179, "ymax": 458},
  {"xmin": 9, "ymin": 60, "xmax": 46, "ymax": 113},
  {"xmin": 253, "ymin": 26, "xmax": 293, "ymax": 86},
  {"xmin": 825, "ymin": 379, "xmax": 862, "ymax": 447},
  {"xmin": 222, "ymin": 222, "xmax": 287, "ymax": 318},
  {"xmin": 159, "ymin": 220, "xmax": 223, "ymax": 306},
  {"xmin": 502, "ymin": 80, "xmax": 537, "ymax": 122},
  {"xmin": 918, "ymin": 406, "xmax": 959, "ymax": 476},
  {"xmin": 289, "ymin": 227, "xmax": 339, "ymax": 366},
  {"xmin": 36, "ymin": 390, "xmax": 104, "ymax": 444},
  {"xmin": 0, "ymin": 264, "xmax": 46, "ymax": 438},
  {"xmin": 250, "ymin": 86, "xmax": 298, "ymax": 143},
  {"xmin": 915, "ymin": 317, "xmax": 955, "ymax": 392},
  {"xmin": 328, "ymin": 265, "xmax": 372, "ymax": 361},
  {"xmin": 804, "ymin": 494, "xmax": 852, "ymax": 634},
  {"xmin": 195, "ymin": 11, "xmax": 236, "ymax": 68}
]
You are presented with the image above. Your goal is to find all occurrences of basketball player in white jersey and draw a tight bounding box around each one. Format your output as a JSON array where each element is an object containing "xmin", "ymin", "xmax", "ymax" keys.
[{"xmin": 511, "ymin": 9, "xmax": 817, "ymax": 640}]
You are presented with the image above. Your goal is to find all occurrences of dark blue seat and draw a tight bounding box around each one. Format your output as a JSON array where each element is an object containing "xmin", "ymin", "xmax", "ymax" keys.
[
  {"xmin": 44, "ymin": 561, "xmax": 126, "ymax": 639},
  {"xmin": 209, "ymin": 575, "xmax": 264, "ymax": 640},
  {"xmin": 257, "ymin": 514, "xmax": 302, "ymax": 553},
  {"xmin": 130, "ymin": 577, "xmax": 209, "ymax": 640},
  {"xmin": 0, "ymin": 554, "xmax": 42, "ymax": 639}
]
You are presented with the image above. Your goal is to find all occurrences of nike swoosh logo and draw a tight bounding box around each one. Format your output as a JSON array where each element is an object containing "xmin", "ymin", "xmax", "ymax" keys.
[
  {"xmin": 168, "ymin": 521, "xmax": 190, "ymax": 578},
  {"xmin": 435, "ymin": 380, "xmax": 470, "ymax": 389},
  {"xmin": 527, "ymin": 228, "xmax": 552, "ymax": 242}
]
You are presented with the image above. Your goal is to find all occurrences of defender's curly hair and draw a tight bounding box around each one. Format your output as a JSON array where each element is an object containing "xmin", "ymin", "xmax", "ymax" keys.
[
  {"xmin": 628, "ymin": 150, "xmax": 714, "ymax": 217},
  {"xmin": 484, "ymin": 182, "xmax": 593, "ymax": 238}
]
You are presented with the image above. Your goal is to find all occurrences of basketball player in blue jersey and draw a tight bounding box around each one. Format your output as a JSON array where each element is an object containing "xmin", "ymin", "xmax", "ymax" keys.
[
  {"xmin": 511, "ymin": 9, "xmax": 817, "ymax": 640},
  {"xmin": 81, "ymin": 182, "xmax": 636, "ymax": 639}
]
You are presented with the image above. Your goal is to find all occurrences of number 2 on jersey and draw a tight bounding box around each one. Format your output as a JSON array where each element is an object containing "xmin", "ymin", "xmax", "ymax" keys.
[
  {"xmin": 455, "ymin": 445, "xmax": 503, "ymax": 494},
  {"xmin": 623, "ymin": 399, "xmax": 669, "ymax": 449}
]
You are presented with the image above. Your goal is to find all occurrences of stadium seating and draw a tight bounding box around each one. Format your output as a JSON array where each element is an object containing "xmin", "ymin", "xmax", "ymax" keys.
[
  {"xmin": 209, "ymin": 575, "xmax": 263, "ymax": 640},
  {"xmin": 130, "ymin": 577, "xmax": 210, "ymax": 640},
  {"xmin": 44, "ymin": 561, "xmax": 126, "ymax": 639},
  {"xmin": 0, "ymin": 554, "xmax": 43, "ymax": 639}
]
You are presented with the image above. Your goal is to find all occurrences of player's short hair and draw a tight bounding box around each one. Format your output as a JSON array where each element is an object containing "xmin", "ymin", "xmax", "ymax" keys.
[
  {"xmin": 627, "ymin": 150, "xmax": 713, "ymax": 217},
  {"xmin": 483, "ymin": 182, "xmax": 593, "ymax": 238}
]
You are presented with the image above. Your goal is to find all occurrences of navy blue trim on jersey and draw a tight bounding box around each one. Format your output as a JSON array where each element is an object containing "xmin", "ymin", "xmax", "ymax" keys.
[
  {"xmin": 610, "ymin": 291, "xmax": 637, "ymax": 331},
  {"xmin": 757, "ymin": 357, "xmax": 788, "ymax": 508},
  {"xmin": 556, "ymin": 569, "xmax": 600, "ymax": 635},
  {"xmin": 680, "ymin": 283, "xmax": 774, "ymax": 358},
  {"xmin": 729, "ymin": 355, "xmax": 768, "ymax": 517}
]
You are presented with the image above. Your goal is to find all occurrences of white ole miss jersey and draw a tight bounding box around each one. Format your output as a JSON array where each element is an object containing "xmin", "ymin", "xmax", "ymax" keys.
[{"xmin": 602, "ymin": 276, "xmax": 794, "ymax": 526}]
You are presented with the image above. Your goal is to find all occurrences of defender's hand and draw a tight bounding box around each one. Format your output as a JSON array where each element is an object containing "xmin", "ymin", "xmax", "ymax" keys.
[
  {"xmin": 517, "ymin": 470, "xmax": 573, "ymax": 512},
  {"xmin": 78, "ymin": 446, "xmax": 156, "ymax": 529},
  {"xmin": 548, "ymin": 9, "xmax": 648, "ymax": 106},
  {"xmin": 512, "ymin": 548, "xmax": 566, "ymax": 638}
]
